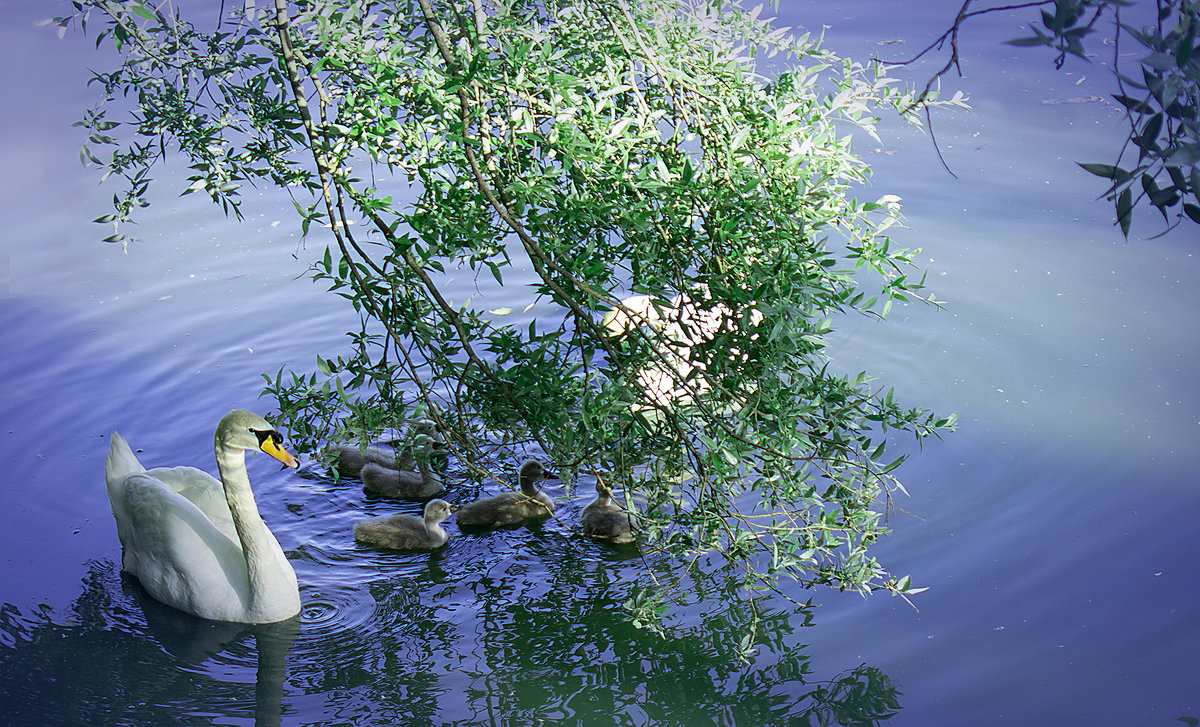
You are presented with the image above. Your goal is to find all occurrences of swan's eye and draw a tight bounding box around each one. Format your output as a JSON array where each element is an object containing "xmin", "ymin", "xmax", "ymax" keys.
[{"xmin": 251, "ymin": 429, "xmax": 284, "ymax": 448}]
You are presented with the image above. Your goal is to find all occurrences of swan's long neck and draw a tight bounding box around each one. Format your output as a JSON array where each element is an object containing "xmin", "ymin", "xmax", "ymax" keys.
[{"xmin": 215, "ymin": 437, "xmax": 282, "ymax": 613}]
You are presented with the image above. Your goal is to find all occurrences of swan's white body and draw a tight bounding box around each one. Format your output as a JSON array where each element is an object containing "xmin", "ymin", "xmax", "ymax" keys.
[{"xmin": 103, "ymin": 410, "xmax": 301, "ymax": 624}]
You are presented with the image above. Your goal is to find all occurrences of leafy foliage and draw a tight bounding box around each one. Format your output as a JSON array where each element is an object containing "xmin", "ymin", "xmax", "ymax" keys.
[
  {"xmin": 1006, "ymin": 0, "xmax": 1199, "ymax": 236},
  {"xmin": 907, "ymin": 0, "xmax": 1200, "ymax": 237},
  {"xmin": 60, "ymin": 0, "xmax": 959, "ymax": 616}
]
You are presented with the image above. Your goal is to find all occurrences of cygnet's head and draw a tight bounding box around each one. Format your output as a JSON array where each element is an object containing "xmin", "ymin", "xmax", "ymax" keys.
[
  {"xmin": 412, "ymin": 420, "xmax": 447, "ymax": 445},
  {"xmin": 518, "ymin": 459, "xmax": 556, "ymax": 485},
  {"xmin": 424, "ymin": 499, "xmax": 453, "ymax": 523}
]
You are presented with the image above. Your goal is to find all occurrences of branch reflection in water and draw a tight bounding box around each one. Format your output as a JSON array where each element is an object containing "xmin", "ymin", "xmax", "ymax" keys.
[
  {"xmin": 285, "ymin": 524, "xmax": 904, "ymax": 726},
  {"xmin": 0, "ymin": 561, "xmax": 296, "ymax": 726},
  {"xmin": 0, "ymin": 551, "xmax": 901, "ymax": 725},
  {"xmin": 452, "ymin": 540, "xmax": 900, "ymax": 726}
]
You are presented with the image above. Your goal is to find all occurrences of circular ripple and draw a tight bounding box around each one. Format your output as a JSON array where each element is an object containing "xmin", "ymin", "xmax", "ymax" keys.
[{"xmin": 296, "ymin": 584, "xmax": 379, "ymax": 642}]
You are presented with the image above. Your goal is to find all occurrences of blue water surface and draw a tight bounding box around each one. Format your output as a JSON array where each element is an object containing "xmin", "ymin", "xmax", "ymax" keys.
[{"xmin": 2, "ymin": 1, "xmax": 1198, "ymax": 725}]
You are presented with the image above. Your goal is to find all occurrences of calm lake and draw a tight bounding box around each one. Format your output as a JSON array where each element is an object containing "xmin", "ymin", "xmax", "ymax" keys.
[{"xmin": 2, "ymin": 1, "xmax": 1198, "ymax": 725}]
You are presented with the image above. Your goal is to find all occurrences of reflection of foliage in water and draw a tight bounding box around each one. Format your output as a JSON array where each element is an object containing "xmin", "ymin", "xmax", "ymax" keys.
[
  {"xmin": 0, "ymin": 547, "xmax": 901, "ymax": 725},
  {"xmin": 0, "ymin": 561, "xmax": 290, "ymax": 726},
  {"xmin": 284, "ymin": 573, "xmax": 455, "ymax": 725},
  {"xmin": 291, "ymin": 528, "xmax": 904, "ymax": 726},
  {"xmin": 442, "ymin": 536, "xmax": 902, "ymax": 726}
]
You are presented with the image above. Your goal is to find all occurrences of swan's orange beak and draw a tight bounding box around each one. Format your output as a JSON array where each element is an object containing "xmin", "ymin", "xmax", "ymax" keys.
[{"xmin": 261, "ymin": 435, "xmax": 299, "ymax": 468}]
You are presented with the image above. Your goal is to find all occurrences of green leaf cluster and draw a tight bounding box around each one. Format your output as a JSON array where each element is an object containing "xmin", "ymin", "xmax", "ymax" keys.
[
  {"xmin": 1006, "ymin": 0, "xmax": 1200, "ymax": 235},
  {"xmin": 64, "ymin": 0, "xmax": 957, "ymax": 615}
]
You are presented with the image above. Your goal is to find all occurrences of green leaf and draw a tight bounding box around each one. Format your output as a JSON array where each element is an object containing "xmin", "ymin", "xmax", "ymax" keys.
[
  {"xmin": 1005, "ymin": 36, "xmax": 1048, "ymax": 48},
  {"xmin": 487, "ymin": 261, "xmax": 504, "ymax": 286},
  {"xmin": 1112, "ymin": 94, "xmax": 1154, "ymax": 114},
  {"xmin": 1176, "ymin": 27, "xmax": 1196, "ymax": 67},
  {"xmin": 1117, "ymin": 188, "xmax": 1133, "ymax": 237},
  {"xmin": 1077, "ymin": 162, "xmax": 1127, "ymax": 180},
  {"xmin": 1139, "ymin": 113, "xmax": 1164, "ymax": 149},
  {"xmin": 1140, "ymin": 51, "xmax": 1179, "ymax": 72}
]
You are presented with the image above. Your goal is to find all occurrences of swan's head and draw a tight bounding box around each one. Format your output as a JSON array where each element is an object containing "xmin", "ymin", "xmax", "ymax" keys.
[
  {"xmin": 217, "ymin": 409, "xmax": 298, "ymax": 468},
  {"xmin": 594, "ymin": 480, "xmax": 614, "ymax": 497},
  {"xmin": 424, "ymin": 499, "xmax": 453, "ymax": 524}
]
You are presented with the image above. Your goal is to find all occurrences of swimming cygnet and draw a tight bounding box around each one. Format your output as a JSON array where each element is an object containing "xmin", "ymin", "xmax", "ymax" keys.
[
  {"xmin": 353, "ymin": 499, "xmax": 453, "ymax": 551},
  {"xmin": 455, "ymin": 460, "xmax": 556, "ymax": 528},
  {"xmin": 360, "ymin": 441, "xmax": 444, "ymax": 499},
  {"xmin": 581, "ymin": 481, "xmax": 635, "ymax": 544},
  {"xmin": 326, "ymin": 421, "xmax": 446, "ymax": 476}
]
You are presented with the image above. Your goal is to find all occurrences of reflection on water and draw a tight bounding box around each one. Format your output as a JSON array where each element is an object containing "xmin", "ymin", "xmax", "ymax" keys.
[
  {"xmin": 0, "ymin": 556, "xmax": 900, "ymax": 726},
  {"xmin": 435, "ymin": 551, "xmax": 896, "ymax": 727},
  {"xmin": 135, "ymin": 584, "xmax": 298, "ymax": 727},
  {"xmin": 0, "ymin": 561, "xmax": 295, "ymax": 726},
  {"xmin": 5, "ymin": 0, "xmax": 1200, "ymax": 723}
]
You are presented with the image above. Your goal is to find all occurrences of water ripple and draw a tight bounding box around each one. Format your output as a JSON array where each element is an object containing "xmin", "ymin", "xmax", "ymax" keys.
[{"xmin": 298, "ymin": 584, "xmax": 379, "ymax": 641}]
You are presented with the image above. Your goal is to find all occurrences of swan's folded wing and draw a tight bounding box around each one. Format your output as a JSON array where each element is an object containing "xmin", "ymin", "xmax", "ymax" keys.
[
  {"xmin": 144, "ymin": 466, "xmax": 238, "ymax": 544},
  {"xmin": 121, "ymin": 472, "xmax": 249, "ymax": 618}
]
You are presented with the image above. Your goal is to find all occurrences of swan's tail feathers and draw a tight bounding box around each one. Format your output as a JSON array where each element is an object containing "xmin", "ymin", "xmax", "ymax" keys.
[
  {"xmin": 104, "ymin": 431, "xmax": 146, "ymax": 491},
  {"xmin": 103, "ymin": 431, "xmax": 147, "ymax": 570}
]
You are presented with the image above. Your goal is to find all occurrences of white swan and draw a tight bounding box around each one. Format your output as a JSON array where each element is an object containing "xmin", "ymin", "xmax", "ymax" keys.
[{"xmin": 103, "ymin": 409, "xmax": 302, "ymax": 624}]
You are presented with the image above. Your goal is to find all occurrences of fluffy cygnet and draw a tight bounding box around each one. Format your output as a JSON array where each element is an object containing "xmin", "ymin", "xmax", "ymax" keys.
[
  {"xmin": 581, "ymin": 481, "xmax": 634, "ymax": 544},
  {"xmin": 455, "ymin": 460, "xmax": 556, "ymax": 528},
  {"xmin": 326, "ymin": 421, "xmax": 446, "ymax": 477},
  {"xmin": 361, "ymin": 441, "xmax": 444, "ymax": 499},
  {"xmin": 353, "ymin": 499, "xmax": 453, "ymax": 551}
]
